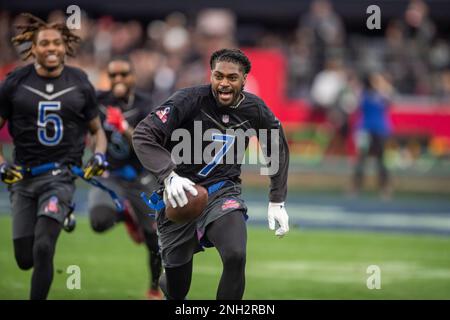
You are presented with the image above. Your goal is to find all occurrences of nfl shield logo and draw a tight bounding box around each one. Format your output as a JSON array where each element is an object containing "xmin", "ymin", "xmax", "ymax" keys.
[
  {"xmin": 46, "ymin": 83, "xmax": 54, "ymax": 93},
  {"xmin": 222, "ymin": 114, "xmax": 229, "ymax": 124}
]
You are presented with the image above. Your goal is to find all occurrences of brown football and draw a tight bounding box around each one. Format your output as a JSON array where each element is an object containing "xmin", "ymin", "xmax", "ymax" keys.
[{"xmin": 165, "ymin": 185, "xmax": 208, "ymax": 223}]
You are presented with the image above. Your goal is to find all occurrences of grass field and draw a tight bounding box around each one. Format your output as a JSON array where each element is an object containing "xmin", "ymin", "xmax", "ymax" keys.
[{"xmin": 1, "ymin": 215, "xmax": 450, "ymax": 300}]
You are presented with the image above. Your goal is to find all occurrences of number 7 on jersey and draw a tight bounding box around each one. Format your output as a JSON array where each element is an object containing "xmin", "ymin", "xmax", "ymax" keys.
[{"xmin": 198, "ymin": 133, "xmax": 235, "ymax": 177}]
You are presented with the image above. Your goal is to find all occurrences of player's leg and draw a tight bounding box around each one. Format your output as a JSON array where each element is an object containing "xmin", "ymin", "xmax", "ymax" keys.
[
  {"xmin": 143, "ymin": 230, "xmax": 163, "ymax": 298},
  {"xmin": 125, "ymin": 176, "xmax": 162, "ymax": 297},
  {"xmin": 14, "ymin": 237, "xmax": 34, "ymax": 270},
  {"xmin": 205, "ymin": 210, "xmax": 247, "ymax": 300},
  {"xmin": 373, "ymin": 134, "xmax": 390, "ymax": 197},
  {"xmin": 161, "ymin": 258, "xmax": 193, "ymax": 300},
  {"xmin": 87, "ymin": 181, "xmax": 120, "ymax": 232},
  {"xmin": 158, "ymin": 230, "xmax": 199, "ymax": 300},
  {"xmin": 353, "ymin": 132, "xmax": 370, "ymax": 194},
  {"xmin": 10, "ymin": 186, "xmax": 37, "ymax": 270},
  {"xmin": 30, "ymin": 215, "xmax": 61, "ymax": 300},
  {"xmin": 89, "ymin": 177, "xmax": 144, "ymax": 242},
  {"xmin": 31, "ymin": 169, "xmax": 76, "ymax": 299}
]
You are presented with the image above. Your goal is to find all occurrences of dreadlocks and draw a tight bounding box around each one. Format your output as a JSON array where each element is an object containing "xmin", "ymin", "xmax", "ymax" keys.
[{"xmin": 11, "ymin": 13, "xmax": 81, "ymax": 60}]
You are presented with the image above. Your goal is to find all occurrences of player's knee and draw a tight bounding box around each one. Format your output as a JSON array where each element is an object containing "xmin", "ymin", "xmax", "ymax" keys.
[
  {"xmin": 160, "ymin": 273, "xmax": 186, "ymax": 300},
  {"xmin": 15, "ymin": 254, "xmax": 33, "ymax": 270},
  {"xmin": 89, "ymin": 206, "xmax": 115, "ymax": 232},
  {"xmin": 13, "ymin": 237, "xmax": 34, "ymax": 270},
  {"xmin": 90, "ymin": 220, "xmax": 109, "ymax": 233},
  {"xmin": 167, "ymin": 284, "xmax": 189, "ymax": 300},
  {"xmin": 33, "ymin": 239, "xmax": 54, "ymax": 261},
  {"xmin": 222, "ymin": 247, "xmax": 246, "ymax": 269}
]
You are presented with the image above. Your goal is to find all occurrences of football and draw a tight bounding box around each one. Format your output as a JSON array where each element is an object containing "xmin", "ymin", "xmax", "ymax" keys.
[{"xmin": 165, "ymin": 184, "xmax": 209, "ymax": 223}]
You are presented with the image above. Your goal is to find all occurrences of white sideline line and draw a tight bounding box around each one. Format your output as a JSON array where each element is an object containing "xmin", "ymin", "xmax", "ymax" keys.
[{"xmin": 246, "ymin": 202, "xmax": 450, "ymax": 231}]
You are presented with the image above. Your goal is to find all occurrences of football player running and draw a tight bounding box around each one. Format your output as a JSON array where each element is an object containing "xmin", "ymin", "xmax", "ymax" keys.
[
  {"xmin": 0, "ymin": 14, "xmax": 107, "ymax": 300},
  {"xmin": 133, "ymin": 48, "xmax": 289, "ymax": 300}
]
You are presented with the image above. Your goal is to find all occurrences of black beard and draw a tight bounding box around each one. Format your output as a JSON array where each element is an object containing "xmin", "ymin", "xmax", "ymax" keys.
[{"xmin": 214, "ymin": 91, "xmax": 239, "ymax": 107}]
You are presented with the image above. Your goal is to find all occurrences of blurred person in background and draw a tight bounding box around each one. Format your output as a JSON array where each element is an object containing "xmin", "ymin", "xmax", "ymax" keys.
[
  {"xmin": 310, "ymin": 58, "xmax": 357, "ymax": 156},
  {"xmin": 352, "ymin": 72, "xmax": 394, "ymax": 200},
  {"xmin": 401, "ymin": 0, "xmax": 436, "ymax": 95},
  {"xmin": 88, "ymin": 57, "xmax": 163, "ymax": 299},
  {"xmin": 298, "ymin": 0, "xmax": 345, "ymax": 75}
]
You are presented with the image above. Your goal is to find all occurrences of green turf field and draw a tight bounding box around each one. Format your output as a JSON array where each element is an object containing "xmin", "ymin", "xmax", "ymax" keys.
[{"xmin": 1, "ymin": 216, "xmax": 449, "ymax": 300}]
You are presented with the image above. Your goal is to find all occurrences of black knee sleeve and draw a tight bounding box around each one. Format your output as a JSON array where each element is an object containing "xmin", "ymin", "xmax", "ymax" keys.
[
  {"xmin": 30, "ymin": 216, "xmax": 61, "ymax": 300},
  {"xmin": 14, "ymin": 237, "xmax": 34, "ymax": 270},
  {"xmin": 89, "ymin": 205, "xmax": 117, "ymax": 232},
  {"xmin": 163, "ymin": 261, "xmax": 193, "ymax": 300}
]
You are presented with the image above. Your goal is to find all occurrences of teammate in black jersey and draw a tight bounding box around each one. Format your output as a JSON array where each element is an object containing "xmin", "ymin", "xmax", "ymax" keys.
[
  {"xmin": 87, "ymin": 57, "xmax": 163, "ymax": 299},
  {"xmin": 133, "ymin": 48, "xmax": 290, "ymax": 300},
  {"xmin": 0, "ymin": 14, "xmax": 107, "ymax": 300}
]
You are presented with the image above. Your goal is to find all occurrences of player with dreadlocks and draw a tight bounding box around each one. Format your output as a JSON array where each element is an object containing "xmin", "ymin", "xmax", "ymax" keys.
[{"xmin": 0, "ymin": 13, "xmax": 107, "ymax": 299}]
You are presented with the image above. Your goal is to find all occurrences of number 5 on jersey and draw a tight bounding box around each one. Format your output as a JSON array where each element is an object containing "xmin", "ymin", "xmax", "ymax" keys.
[{"xmin": 38, "ymin": 101, "xmax": 63, "ymax": 146}]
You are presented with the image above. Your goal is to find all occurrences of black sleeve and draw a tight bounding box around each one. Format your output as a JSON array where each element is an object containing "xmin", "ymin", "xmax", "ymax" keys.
[
  {"xmin": 132, "ymin": 92, "xmax": 194, "ymax": 184},
  {"xmin": 82, "ymin": 78, "xmax": 99, "ymax": 121},
  {"xmin": 257, "ymin": 102, "xmax": 290, "ymax": 203},
  {"xmin": 0, "ymin": 79, "xmax": 13, "ymax": 120}
]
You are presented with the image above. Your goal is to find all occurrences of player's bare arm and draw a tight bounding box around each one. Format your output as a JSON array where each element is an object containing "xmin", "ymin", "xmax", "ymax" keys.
[
  {"xmin": 83, "ymin": 116, "xmax": 108, "ymax": 179},
  {"xmin": 88, "ymin": 116, "xmax": 107, "ymax": 154}
]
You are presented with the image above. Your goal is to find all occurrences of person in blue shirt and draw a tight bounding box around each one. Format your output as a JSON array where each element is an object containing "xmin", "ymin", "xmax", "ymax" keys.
[{"xmin": 352, "ymin": 72, "xmax": 394, "ymax": 199}]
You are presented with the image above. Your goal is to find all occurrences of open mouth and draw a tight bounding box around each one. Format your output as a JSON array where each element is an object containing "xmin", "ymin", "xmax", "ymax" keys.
[
  {"xmin": 46, "ymin": 54, "xmax": 59, "ymax": 63},
  {"xmin": 218, "ymin": 90, "xmax": 233, "ymax": 101}
]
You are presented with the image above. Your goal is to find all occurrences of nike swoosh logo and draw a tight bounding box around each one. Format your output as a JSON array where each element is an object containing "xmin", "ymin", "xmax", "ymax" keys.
[
  {"xmin": 201, "ymin": 111, "xmax": 251, "ymax": 131},
  {"xmin": 229, "ymin": 120, "xmax": 250, "ymax": 129},
  {"xmin": 201, "ymin": 110, "xmax": 227, "ymax": 131},
  {"xmin": 23, "ymin": 85, "xmax": 77, "ymax": 100}
]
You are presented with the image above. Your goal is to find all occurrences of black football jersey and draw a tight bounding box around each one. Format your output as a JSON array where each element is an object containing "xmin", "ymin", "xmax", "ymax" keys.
[
  {"xmin": 97, "ymin": 90, "xmax": 152, "ymax": 171},
  {"xmin": 0, "ymin": 64, "xmax": 99, "ymax": 167},
  {"xmin": 133, "ymin": 85, "xmax": 289, "ymax": 202}
]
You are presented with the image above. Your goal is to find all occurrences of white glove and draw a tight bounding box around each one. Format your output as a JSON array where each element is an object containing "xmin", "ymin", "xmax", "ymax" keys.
[
  {"xmin": 268, "ymin": 202, "xmax": 289, "ymax": 238},
  {"xmin": 163, "ymin": 171, "xmax": 198, "ymax": 208}
]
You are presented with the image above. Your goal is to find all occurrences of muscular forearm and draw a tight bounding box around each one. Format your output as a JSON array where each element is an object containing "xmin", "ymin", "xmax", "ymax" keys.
[
  {"xmin": 93, "ymin": 129, "xmax": 107, "ymax": 154},
  {"xmin": 88, "ymin": 117, "xmax": 107, "ymax": 154}
]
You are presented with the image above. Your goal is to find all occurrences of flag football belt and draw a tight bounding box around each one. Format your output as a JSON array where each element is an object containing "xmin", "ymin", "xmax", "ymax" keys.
[
  {"xmin": 141, "ymin": 180, "xmax": 231, "ymax": 213},
  {"xmin": 111, "ymin": 164, "xmax": 139, "ymax": 181},
  {"xmin": 18, "ymin": 162, "xmax": 124, "ymax": 212}
]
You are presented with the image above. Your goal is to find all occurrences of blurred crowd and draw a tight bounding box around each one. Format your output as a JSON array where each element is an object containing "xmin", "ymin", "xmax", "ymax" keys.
[{"xmin": 0, "ymin": 0, "xmax": 449, "ymax": 106}]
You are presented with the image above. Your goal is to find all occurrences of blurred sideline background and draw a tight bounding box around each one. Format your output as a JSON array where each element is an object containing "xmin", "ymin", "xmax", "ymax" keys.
[{"xmin": 0, "ymin": 0, "xmax": 450, "ymax": 299}]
